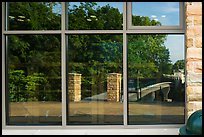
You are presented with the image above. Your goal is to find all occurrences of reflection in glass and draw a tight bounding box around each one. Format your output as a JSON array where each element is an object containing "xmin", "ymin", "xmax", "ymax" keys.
[
  {"xmin": 8, "ymin": 2, "xmax": 61, "ymax": 30},
  {"xmin": 67, "ymin": 35, "xmax": 123, "ymax": 125},
  {"xmin": 128, "ymin": 34, "xmax": 185, "ymax": 124},
  {"xmin": 132, "ymin": 2, "xmax": 180, "ymax": 26},
  {"xmin": 7, "ymin": 35, "xmax": 61, "ymax": 125},
  {"xmin": 67, "ymin": 2, "xmax": 123, "ymax": 30}
]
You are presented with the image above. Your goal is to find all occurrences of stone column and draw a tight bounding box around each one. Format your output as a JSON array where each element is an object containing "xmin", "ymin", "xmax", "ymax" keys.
[
  {"xmin": 68, "ymin": 73, "xmax": 81, "ymax": 102},
  {"xmin": 107, "ymin": 73, "xmax": 122, "ymax": 102},
  {"xmin": 185, "ymin": 2, "xmax": 202, "ymax": 117}
]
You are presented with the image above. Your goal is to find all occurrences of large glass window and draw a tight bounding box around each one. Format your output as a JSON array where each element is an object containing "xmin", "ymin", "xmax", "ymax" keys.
[
  {"xmin": 7, "ymin": 35, "xmax": 61, "ymax": 125},
  {"xmin": 128, "ymin": 34, "xmax": 185, "ymax": 124},
  {"xmin": 67, "ymin": 35, "xmax": 123, "ymax": 125},
  {"xmin": 2, "ymin": 2, "xmax": 185, "ymax": 127}
]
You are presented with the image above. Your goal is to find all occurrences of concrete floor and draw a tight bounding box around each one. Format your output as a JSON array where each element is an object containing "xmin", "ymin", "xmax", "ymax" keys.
[{"xmin": 2, "ymin": 128, "xmax": 180, "ymax": 135}]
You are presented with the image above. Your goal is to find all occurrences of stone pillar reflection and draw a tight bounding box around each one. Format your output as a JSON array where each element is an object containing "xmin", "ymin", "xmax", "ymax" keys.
[
  {"xmin": 68, "ymin": 73, "xmax": 81, "ymax": 102},
  {"xmin": 107, "ymin": 73, "xmax": 122, "ymax": 102}
]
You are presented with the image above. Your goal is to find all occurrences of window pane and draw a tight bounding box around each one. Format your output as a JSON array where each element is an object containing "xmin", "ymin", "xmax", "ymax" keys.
[
  {"xmin": 7, "ymin": 35, "xmax": 61, "ymax": 125},
  {"xmin": 128, "ymin": 34, "xmax": 185, "ymax": 124},
  {"xmin": 132, "ymin": 2, "xmax": 180, "ymax": 26},
  {"xmin": 8, "ymin": 2, "xmax": 61, "ymax": 30},
  {"xmin": 67, "ymin": 35, "xmax": 123, "ymax": 125},
  {"xmin": 67, "ymin": 2, "xmax": 123, "ymax": 30}
]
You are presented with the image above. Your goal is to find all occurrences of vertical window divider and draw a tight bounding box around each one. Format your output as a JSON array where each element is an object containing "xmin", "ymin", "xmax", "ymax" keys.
[
  {"xmin": 61, "ymin": 2, "xmax": 67, "ymax": 127},
  {"xmin": 179, "ymin": 2, "xmax": 185, "ymax": 30},
  {"xmin": 126, "ymin": 2, "xmax": 132, "ymax": 30},
  {"xmin": 2, "ymin": 2, "xmax": 6, "ymax": 128},
  {"xmin": 123, "ymin": 2, "xmax": 128, "ymax": 126}
]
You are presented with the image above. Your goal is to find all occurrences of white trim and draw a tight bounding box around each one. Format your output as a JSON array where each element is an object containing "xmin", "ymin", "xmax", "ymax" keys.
[
  {"xmin": 3, "ymin": 124, "xmax": 184, "ymax": 129},
  {"xmin": 2, "ymin": 128, "xmax": 180, "ymax": 135}
]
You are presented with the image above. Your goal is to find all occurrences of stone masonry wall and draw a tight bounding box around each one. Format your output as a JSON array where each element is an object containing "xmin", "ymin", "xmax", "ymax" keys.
[
  {"xmin": 185, "ymin": 2, "xmax": 202, "ymax": 117},
  {"xmin": 107, "ymin": 73, "xmax": 122, "ymax": 102},
  {"xmin": 68, "ymin": 73, "xmax": 81, "ymax": 102}
]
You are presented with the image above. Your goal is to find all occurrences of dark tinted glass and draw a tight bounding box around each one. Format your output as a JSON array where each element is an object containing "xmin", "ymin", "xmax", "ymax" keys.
[
  {"xmin": 7, "ymin": 35, "xmax": 61, "ymax": 125},
  {"xmin": 67, "ymin": 2, "xmax": 123, "ymax": 30},
  {"xmin": 132, "ymin": 2, "xmax": 180, "ymax": 26},
  {"xmin": 8, "ymin": 2, "xmax": 61, "ymax": 30},
  {"xmin": 128, "ymin": 34, "xmax": 185, "ymax": 124},
  {"xmin": 67, "ymin": 35, "xmax": 123, "ymax": 125}
]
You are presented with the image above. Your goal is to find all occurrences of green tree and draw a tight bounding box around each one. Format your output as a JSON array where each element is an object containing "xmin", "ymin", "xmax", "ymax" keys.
[
  {"xmin": 8, "ymin": 2, "xmax": 61, "ymax": 101},
  {"xmin": 173, "ymin": 59, "xmax": 185, "ymax": 72},
  {"xmin": 68, "ymin": 2, "xmax": 171, "ymax": 96},
  {"xmin": 8, "ymin": 2, "xmax": 172, "ymax": 99},
  {"xmin": 9, "ymin": 70, "xmax": 47, "ymax": 102},
  {"xmin": 68, "ymin": 2, "xmax": 122, "ymax": 30},
  {"xmin": 132, "ymin": 15, "xmax": 161, "ymax": 26},
  {"xmin": 128, "ymin": 34, "xmax": 171, "ymax": 79},
  {"xmin": 9, "ymin": 70, "xmax": 27, "ymax": 102},
  {"xmin": 9, "ymin": 2, "xmax": 61, "ymax": 30}
]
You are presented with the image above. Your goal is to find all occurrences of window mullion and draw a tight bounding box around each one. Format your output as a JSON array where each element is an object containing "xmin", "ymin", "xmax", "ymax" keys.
[
  {"xmin": 2, "ymin": 2, "xmax": 6, "ymax": 128},
  {"xmin": 61, "ymin": 2, "xmax": 67, "ymax": 127},
  {"xmin": 123, "ymin": 2, "xmax": 128, "ymax": 126}
]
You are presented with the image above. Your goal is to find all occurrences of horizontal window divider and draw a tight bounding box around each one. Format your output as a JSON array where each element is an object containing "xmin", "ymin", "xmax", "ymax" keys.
[
  {"xmin": 3, "ymin": 30, "xmax": 62, "ymax": 35},
  {"xmin": 126, "ymin": 29, "xmax": 185, "ymax": 34},
  {"xmin": 128, "ymin": 26, "xmax": 183, "ymax": 30},
  {"xmin": 3, "ymin": 124, "xmax": 184, "ymax": 129},
  {"xmin": 3, "ymin": 30, "xmax": 185, "ymax": 35},
  {"xmin": 65, "ymin": 30, "xmax": 124, "ymax": 34},
  {"xmin": 128, "ymin": 26, "xmax": 185, "ymax": 31}
]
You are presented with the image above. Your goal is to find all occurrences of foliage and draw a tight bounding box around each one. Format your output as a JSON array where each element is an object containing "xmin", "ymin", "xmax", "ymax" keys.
[
  {"xmin": 9, "ymin": 2, "xmax": 61, "ymax": 30},
  {"xmin": 68, "ymin": 2, "xmax": 122, "ymax": 30},
  {"xmin": 128, "ymin": 34, "xmax": 171, "ymax": 78},
  {"xmin": 173, "ymin": 59, "xmax": 185, "ymax": 72},
  {"xmin": 8, "ymin": 2, "xmax": 62, "ymax": 102},
  {"xmin": 132, "ymin": 15, "xmax": 161, "ymax": 26},
  {"xmin": 9, "ymin": 70, "xmax": 47, "ymax": 102},
  {"xmin": 8, "ymin": 2, "xmax": 174, "ymax": 100}
]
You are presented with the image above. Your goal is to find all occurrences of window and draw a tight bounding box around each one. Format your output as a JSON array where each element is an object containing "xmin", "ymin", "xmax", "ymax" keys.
[
  {"xmin": 2, "ymin": 2, "xmax": 185, "ymax": 128},
  {"xmin": 128, "ymin": 34, "xmax": 185, "ymax": 124},
  {"xmin": 132, "ymin": 2, "xmax": 180, "ymax": 26},
  {"xmin": 7, "ymin": 35, "xmax": 61, "ymax": 125},
  {"xmin": 67, "ymin": 34, "xmax": 123, "ymax": 125},
  {"xmin": 67, "ymin": 2, "xmax": 123, "ymax": 30},
  {"xmin": 8, "ymin": 2, "xmax": 61, "ymax": 30},
  {"xmin": 127, "ymin": 2, "xmax": 184, "ymax": 32}
]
